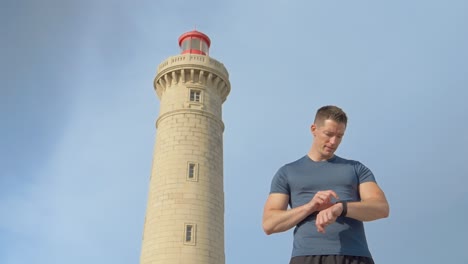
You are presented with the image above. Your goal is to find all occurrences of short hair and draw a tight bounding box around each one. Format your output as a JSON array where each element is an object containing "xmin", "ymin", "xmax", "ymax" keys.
[{"xmin": 314, "ymin": 105, "xmax": 348, "ymax": 127}]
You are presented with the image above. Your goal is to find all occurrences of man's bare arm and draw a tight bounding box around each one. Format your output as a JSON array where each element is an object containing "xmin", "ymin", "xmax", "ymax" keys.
[
  {"xmin": 315, "ymin": 182, "xmax": 389, "ymax": 233},
  {"xmin": 262, "ymin": 190, "xmax": 338, "ymax": 235},
  {"xmin": 346, "ymin": 181, "xmax": 389, "ymax": 221}
]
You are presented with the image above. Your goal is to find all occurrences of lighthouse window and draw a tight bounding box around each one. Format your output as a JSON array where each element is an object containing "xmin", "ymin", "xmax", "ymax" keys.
[
  {"xmin": 191, "ymin": 38, "xmax": 201, "ymax": 50},
  {"xmin": 201, "ymin": 41, "xmax": 209, "ymax": 54},
  {"xmin": 186, "ymin": 225, "xmax": 192, "ymax": 241},
  {"xmin": 188, "ymin": 164, "xmax": 195, "ymax": 178},
  {"xmin": 181, "ymin": 39, "xmax": 190, "ymax": 51},
  {"xmin": 184, "ymin": 224, "xmax": 196, "ymax": 245},
  {"xmin": 187, "ymin": 162, "xmax": 198, "ymax": 181},
  {"xmin": 190, "ymin": 90, "xmax": 201, "ymax": 102}
]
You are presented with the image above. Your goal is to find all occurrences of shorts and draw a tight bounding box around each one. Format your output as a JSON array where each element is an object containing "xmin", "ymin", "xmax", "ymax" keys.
[{"xmin": 289, "ymin": 255, "xmax": 375, "ymax": 264}]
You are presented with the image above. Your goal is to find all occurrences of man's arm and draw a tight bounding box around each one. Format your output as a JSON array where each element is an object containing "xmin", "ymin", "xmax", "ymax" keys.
[
  {"xmin": 315, "ymin": 182, "xmax": 389, "ymax": 233},
  {"xmin": 346, "ymin": 181, "xmax": 389, "ymax": 221},
  {"xmin": 262, "ymin": 190, "xmax": 338, "ymax": 235}
]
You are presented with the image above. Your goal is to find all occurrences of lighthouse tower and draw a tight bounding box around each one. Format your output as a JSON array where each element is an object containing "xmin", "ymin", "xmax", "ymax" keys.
[{"xmin": 140, "ymin": 31, "xmax": 231, "ymax": 264}]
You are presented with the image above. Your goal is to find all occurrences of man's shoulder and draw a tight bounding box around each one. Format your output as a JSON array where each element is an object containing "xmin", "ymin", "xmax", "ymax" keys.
[
  {"xmin": 332, "ymin": 155, "xmax": 363, "ymax": 166},
  {"xmin": 333, "ymin": 155, "xmax": 375, "ymax": 182},
  {"xmin": 282, "ymin": 155, "xmax": 309, "ymax": 168}
]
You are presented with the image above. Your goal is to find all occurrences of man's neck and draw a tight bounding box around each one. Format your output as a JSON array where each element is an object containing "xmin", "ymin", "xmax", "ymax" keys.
[{"xmin": 307, "ymin": 150, "xmax": 333, "ymax": 162}]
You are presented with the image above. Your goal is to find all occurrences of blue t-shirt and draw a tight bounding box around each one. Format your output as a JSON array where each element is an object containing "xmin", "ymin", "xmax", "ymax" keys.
[{"xmin": 270, "ymin": 155, "xmax": 376, "ymax": 258}]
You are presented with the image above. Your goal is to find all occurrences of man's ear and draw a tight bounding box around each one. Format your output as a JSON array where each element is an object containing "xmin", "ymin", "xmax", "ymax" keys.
[{"xmin": 311, "ymin": 124, "xmax": 317, "ymax": 136}]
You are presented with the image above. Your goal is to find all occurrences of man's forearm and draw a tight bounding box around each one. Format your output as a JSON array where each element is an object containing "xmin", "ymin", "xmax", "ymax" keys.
[
  {"xmin": 263, "ymin": 203, "xmax": 314, "ymax": 235},
  {"xmin": 346, "ymin": 198, "xmax": 389, "ymax": 221}
]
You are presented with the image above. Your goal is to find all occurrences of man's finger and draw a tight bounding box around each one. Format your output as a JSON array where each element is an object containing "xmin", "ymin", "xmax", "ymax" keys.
[{"xmin": 322, "ymin": 190, "xmax": 339, "ymax": 200}]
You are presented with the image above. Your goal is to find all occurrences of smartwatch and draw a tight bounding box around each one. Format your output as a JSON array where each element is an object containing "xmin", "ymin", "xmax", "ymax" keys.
[{"xmin": 336, "ymin": 201, "xmax": 348, "ymax": 217}]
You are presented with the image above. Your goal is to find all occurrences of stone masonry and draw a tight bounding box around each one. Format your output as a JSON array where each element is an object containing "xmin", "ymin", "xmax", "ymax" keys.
[{"xmin": 140, "ymin": 52, "xmax": 230, "ymax": 264}]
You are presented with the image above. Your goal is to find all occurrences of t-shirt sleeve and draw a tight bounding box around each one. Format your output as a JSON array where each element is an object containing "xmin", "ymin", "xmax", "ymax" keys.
[
  {"xmin": 354, "ymin": 162, "xmax": 376, "ymax": 184},
  {"xmin": 270, "ymin": 166, "xmax": 290, "ymax": 195}
]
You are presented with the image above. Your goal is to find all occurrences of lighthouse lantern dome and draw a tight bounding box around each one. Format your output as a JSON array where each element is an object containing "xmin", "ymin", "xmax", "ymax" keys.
[{"xmin": 178, "ymin": 30, "xmax": 211, "ymax": 55}]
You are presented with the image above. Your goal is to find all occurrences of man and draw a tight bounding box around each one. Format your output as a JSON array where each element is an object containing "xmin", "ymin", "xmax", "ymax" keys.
[{"xmin": 263, "ymin": 105, "xmax": 389, "ymax": 264}]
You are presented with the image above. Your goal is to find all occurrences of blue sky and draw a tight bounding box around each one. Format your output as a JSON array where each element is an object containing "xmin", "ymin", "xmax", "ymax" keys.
[{"xmin": 1, "ymin": 0, "xmax": 467, "ymax": 263}]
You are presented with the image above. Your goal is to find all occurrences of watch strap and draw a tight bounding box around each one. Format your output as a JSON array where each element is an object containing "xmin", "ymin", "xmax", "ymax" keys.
[{"xmin": 337, "ymin": 201, "xmax": 348, "ymax": 217}]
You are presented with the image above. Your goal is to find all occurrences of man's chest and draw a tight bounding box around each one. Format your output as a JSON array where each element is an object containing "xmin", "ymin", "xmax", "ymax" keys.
[{"xmin": 288, "ymin": 164, "xmax": 359, "ymax": 205}]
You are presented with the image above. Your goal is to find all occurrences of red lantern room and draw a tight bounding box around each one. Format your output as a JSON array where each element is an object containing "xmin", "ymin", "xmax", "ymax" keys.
[{"xmin": 178, "ymin": 30, "xmax": 211, "ymax": 56}]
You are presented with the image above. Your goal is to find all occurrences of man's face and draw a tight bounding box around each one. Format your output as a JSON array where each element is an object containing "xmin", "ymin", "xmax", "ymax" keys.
[{"xmin": 311, "ymin": 119, "xmax": 346, "ymax": 159}]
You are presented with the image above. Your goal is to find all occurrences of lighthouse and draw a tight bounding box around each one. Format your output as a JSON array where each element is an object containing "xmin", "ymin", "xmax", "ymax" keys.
[{"xmin": 140, "ymin": 31, "xmax": 231, "ymax": 264}]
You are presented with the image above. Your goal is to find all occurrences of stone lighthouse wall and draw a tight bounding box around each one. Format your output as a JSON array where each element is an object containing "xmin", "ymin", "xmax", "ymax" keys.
[{"xmin": 140, "ymin": 54, "xmax": 230, "ymax": 264}]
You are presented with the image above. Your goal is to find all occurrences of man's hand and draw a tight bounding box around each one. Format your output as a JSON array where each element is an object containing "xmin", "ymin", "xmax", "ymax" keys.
[
  {"xmin": 315, "ymin": 203, "xmax": 343, "ymax": 233},
  {"xmin": 307, "ymin": 190, "xmax": 339, "ymax": 212},
  {"xmin": 262, "ymin": 190, "xmax": 339, "ymax": 235}
]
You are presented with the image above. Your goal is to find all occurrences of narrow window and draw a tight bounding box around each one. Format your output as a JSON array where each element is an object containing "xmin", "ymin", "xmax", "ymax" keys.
[
  {"xmin": 184, "ymin": 223, "xmax": 196, "ymax": 245},
  {"xmin": 187, "ymin": 162, "xmax": 198, "ymax": 181},
  {"xmin": 190, "ymin": 90, "xmax": 201, "ymax": 102},
  {"xmin": 188, "ymin": 163, "xmax": 196, "ymax": 179},
  {"xmin": 186, "ymin": 225, "xmax": 193, "ymax": 242}
]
